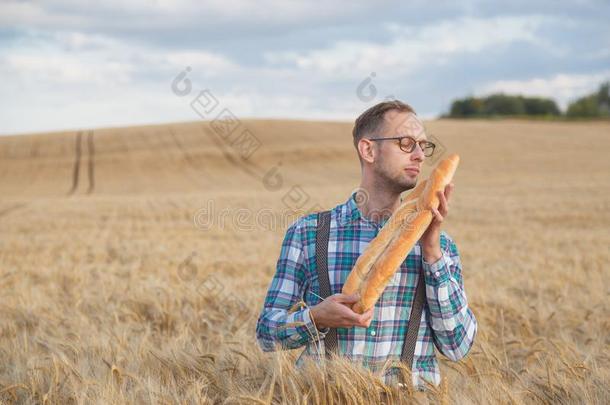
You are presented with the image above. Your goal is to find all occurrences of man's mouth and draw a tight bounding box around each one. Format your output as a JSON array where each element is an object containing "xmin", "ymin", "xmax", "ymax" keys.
[{"xmin": 405, "ymin": 167, "xmax": 420, "ymax": 174}]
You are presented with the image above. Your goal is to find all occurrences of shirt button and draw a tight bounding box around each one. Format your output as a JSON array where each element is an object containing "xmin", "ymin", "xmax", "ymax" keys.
[
  {"xmin": 434, "ymin": 271, "xmax": 440, "ymax": 277},
  {"xmin": 370, "ymin": 330, "xmax": 376, "ymax": 336}
]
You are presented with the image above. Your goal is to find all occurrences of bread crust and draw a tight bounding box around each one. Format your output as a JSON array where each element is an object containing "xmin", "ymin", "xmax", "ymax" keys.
[
  {"xmin": 342, "ymin": 154, "xmax": 460, "ymax": 314},
  {"xmin": 341, "ymin": 179, "xmax": 428, "ymax": 295}
]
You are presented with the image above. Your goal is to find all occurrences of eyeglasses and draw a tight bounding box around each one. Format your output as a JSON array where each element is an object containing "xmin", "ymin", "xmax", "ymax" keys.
[{"xmin": 369, "ymin": 136, "xmax": 436, "ymax": 157}]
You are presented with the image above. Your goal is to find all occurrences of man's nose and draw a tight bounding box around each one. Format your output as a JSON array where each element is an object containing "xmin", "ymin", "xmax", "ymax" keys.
[{"xmin": 411, "ymin": 143, "xmax": 425, "ymax": 161}]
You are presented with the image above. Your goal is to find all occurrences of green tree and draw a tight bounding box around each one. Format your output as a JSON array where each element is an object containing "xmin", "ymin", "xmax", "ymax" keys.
[
  {"xmin": 447, "ymin": 94, "xmax": 559, "ymax": 117},
  {"xmin": 449, "ymin": 97, "xmax": 482, "ymax": 117},
  {"xmin": 482, "ymin": 94, "xmax": 525, "ymax": 116},
  {"xmin": 566, "ymin": 82, "xmax": 610, "ymax": 118},
  {"xmin": 522, "ymin": 97, "xmax": 561, "ymax": 116}
]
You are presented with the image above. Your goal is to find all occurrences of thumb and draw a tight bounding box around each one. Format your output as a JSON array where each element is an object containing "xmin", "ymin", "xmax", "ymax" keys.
[{"xmin": 337, "ymin": 292, "xmax": 360, "ymax": 304}]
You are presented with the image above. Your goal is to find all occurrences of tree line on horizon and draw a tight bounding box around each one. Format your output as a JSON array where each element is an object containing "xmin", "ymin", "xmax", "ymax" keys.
[{"xmin": 445, "ymin": 81, "xmax": 610, "ymax": 119}]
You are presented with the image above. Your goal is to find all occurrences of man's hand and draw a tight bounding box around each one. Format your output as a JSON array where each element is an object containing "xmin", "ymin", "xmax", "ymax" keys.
[
  {"xmin": 421, "ymin": 183, "xmax": 454, "ymax": 263},
  {"xmin": 310, "ymin": 293, "xmax": 374, "ymax": 330}
]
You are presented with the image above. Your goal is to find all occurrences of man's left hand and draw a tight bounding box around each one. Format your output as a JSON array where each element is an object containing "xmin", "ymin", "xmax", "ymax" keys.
[{"xmin": 421, "ymin": 183, "xmax": 454, "ymax": 263}]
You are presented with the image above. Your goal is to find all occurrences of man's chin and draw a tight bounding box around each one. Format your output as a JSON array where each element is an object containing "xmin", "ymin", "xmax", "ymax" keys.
[
  {"xmin": 404, "ymin": 175, "xmax": 419, "ymax": 188},
  {"xmin": 399, "ymin": 180, "xmax": 418, "ymax": 193}
]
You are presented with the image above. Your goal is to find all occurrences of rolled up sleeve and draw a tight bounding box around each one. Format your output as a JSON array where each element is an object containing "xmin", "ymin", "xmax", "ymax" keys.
[
  {"xmin": 256, "ymin": 221, "xmax": 327, "ymax": 351},
  {"xmin": 422, "ymin": 232, "xmax": 478, "ymax": 361}
]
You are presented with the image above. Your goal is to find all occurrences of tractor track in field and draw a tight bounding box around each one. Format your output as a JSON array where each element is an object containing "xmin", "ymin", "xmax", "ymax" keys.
[
  {"xmin": 86, "ymin": 130, "xmax": 95, "ymax": 194},
  {"xmin": 67, "ymin": 131, "xmax": 83, "ymax": 195},
  {"xmin": 168, "ymin": 126, "xmax": 203, "ymax": 170},
  {"xmin": 200, "ymin": 125, "xmax": 263, "ymax": 181},
  {"xmin": 67, "ymin": 130, "xmax": 95, "ymax": 195},
  {"xmin": 166, "ymin": 126, "xmax": 215, "ymax": 188}
]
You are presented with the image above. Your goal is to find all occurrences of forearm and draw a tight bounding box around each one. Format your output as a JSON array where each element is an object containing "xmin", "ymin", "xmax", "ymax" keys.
[
  {"xmin": 422, "ymin": 253, "xmax": 478, "ymax": 361},
  {"xmin": 256, "ymin": 219, "xmax": 330, "ymax": 351},
  {"xmin": 256, "ymin": 306, "xmax": 328, "ymax": 351}
]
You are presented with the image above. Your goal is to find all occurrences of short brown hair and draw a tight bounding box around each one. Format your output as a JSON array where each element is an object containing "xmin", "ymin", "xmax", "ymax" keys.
[{"xmin": 352, "ymin": 100, "xmax": 415, "ymax": 161}]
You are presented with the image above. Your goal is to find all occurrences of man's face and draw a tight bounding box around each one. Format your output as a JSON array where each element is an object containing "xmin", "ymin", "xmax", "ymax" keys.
[{"xmin": 370, "ymin": 110, "xmax": 427, "ymax": 193}]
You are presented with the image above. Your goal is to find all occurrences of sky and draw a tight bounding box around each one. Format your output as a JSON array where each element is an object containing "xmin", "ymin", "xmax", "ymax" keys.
[{"xmin": 1, "ymin": 0, "xmax": 609, "ymax": 135}]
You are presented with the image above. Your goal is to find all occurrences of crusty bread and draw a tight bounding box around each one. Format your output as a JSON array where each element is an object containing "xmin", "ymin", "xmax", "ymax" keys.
[
  {"xmin": 341, "ymin": 179, "xmax": 428, "ymax": 295},
  {"xmin": 342, "ymin": 153, "xmax": 460, "ymax": 314},
  {"xmin": 417, "ymin": 154, "xmax": 460, "ymax": 212}
]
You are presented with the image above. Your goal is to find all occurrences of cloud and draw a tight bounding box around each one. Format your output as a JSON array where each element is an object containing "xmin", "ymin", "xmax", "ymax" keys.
[
  {"xmin": 0, "ymin": 28, "xmax": 248, "ymax": 134},
  {"xmin": 5, "ymin": 53, "xmax": 134, "ymax": 84},
  {"xmin": 477, "ymin": 70, "xmax": 610, "ymax": 109},
  {"xmin": 165, "ymin": 51, "xmax": 240, "ymax": 75},
  {"xmin": 1, "ymin": 2, "xmax": 609, "ymax": 135},
  {"xmin": 0, "ymin": 29, "xmax": 241, "ymax": 85},
  {"xmin": 0, "ymin": 0, "xmax": 388, "ymax": 42},
  {"xmin": 263, "ymin": 15, "xmax": 553, "ymax": 79}
]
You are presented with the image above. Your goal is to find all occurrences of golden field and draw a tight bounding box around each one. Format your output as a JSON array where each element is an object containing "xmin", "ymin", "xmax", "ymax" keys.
[{"xmin": 0, "ymin": 118, "xmax": 608, "ymax": 404}]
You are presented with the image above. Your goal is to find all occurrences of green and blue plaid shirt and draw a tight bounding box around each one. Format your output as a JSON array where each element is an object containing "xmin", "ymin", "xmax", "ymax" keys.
[{"xmin": 256, "ymin": 191, "xmax": 478, "ymax": 389}]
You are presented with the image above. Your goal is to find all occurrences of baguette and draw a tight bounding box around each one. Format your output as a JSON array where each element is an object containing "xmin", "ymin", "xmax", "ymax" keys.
[
  {"xmin": 342, "ymin": 153, "xmax": 460, "ymax": 314},
  {"xmin": 341, "ymin": 179, "xmax": 428, "ymax": 295}
]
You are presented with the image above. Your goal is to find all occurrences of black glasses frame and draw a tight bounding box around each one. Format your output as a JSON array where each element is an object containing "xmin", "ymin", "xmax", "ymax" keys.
[{"xmin": 369, "ymin": 135, "xmax": 436, "ymax": 157}]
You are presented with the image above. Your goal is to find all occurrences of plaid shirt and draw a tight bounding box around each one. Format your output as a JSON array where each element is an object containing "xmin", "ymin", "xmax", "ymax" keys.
[{"xmin": 256, "ymin": 191, "xmax": 478, "ymax": 390}]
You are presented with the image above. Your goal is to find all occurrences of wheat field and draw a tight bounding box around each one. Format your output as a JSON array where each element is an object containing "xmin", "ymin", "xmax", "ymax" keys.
[{"xmin": 0, "ymin": 118, "xmax": 608, "ymax": 404}]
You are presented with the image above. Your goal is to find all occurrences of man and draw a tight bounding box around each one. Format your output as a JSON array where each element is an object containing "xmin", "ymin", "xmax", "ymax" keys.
[{"xmin": 255, "ymin": 100, "xmax": 477, "ymax": 391}]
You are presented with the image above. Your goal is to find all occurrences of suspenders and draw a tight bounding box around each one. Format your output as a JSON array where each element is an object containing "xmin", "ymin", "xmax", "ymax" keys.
[
  {"xmin": 314, "ymin": 210, "xmax": 426, "ymax": 370},
  {"xmin": 400, "ymin": 258, "xmax": 426, "ymax": 369},
  {"xmin": 314, "ymin": 210, "xmax": 338, "ymax": 357}
]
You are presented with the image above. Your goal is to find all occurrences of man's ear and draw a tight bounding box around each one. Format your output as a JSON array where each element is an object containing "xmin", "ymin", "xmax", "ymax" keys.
[{"xmin": 358, "ymin": 138, "xmax": 376, "ymax": 164}]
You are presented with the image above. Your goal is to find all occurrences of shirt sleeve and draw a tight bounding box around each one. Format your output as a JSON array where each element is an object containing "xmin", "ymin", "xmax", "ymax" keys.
[
  {"xmin": 421, "ymin": 231, "xmax": 478, "ymax": 361},
  {"xmin": 255, "ymin": 220, "xmax": 329, "ymax": 351}
]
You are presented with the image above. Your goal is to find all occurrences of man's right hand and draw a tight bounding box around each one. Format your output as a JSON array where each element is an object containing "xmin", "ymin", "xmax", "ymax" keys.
[{"xmin": 310, "ymin": 293, "xmax": 374, "ymax": 329}]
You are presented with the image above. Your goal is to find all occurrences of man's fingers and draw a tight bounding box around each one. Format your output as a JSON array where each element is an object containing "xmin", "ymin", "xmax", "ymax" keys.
[
  {"xmin": 445, "ymin": 183, "xmax": 454, "ymax": 203},
  {"xmin": 357, "ymin": 314, "xmax": 369, "ymax": 324},
  {"xmin": 329, "ymin": 307, "xmax": 373, "ymax": 328},
  {"xmin": 361, "ymin": 316, "xmax": 373, "ymax": 327},
  {"xmin": 335, "ymin": 292, "xmax": 360, "ymax": 304},
  {"xmin": 343, "ymin": 310, "xmax": 364, "ymax": 325},
  {"xmin": 431, "ymin": 207, "xmax": 444, "ymax": 222},
  {"xmin": 356, "ymin": 308, "xmax": 374, "ymax": 326},
  {"xmin": 431, "ymin": 184, "xmax": 454, "ymax": 223},
  {"xmin": 437, "ymin": 190, "xmax": 448, "ymax": 215}
]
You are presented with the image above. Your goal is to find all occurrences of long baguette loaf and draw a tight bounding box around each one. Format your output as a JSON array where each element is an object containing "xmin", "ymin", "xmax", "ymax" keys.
[
  {"xmin": 341, "ymin": 179, "xmax": 428, "ymax": 295},
  {"xmin": 342, "ymin": 153, "xmax": 460, "ymax": 314}
]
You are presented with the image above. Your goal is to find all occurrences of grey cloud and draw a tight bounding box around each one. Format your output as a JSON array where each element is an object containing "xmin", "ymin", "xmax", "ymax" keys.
[{"xmin": 1, "ymin": 0, "xmax": 610, "ymax": 135}]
